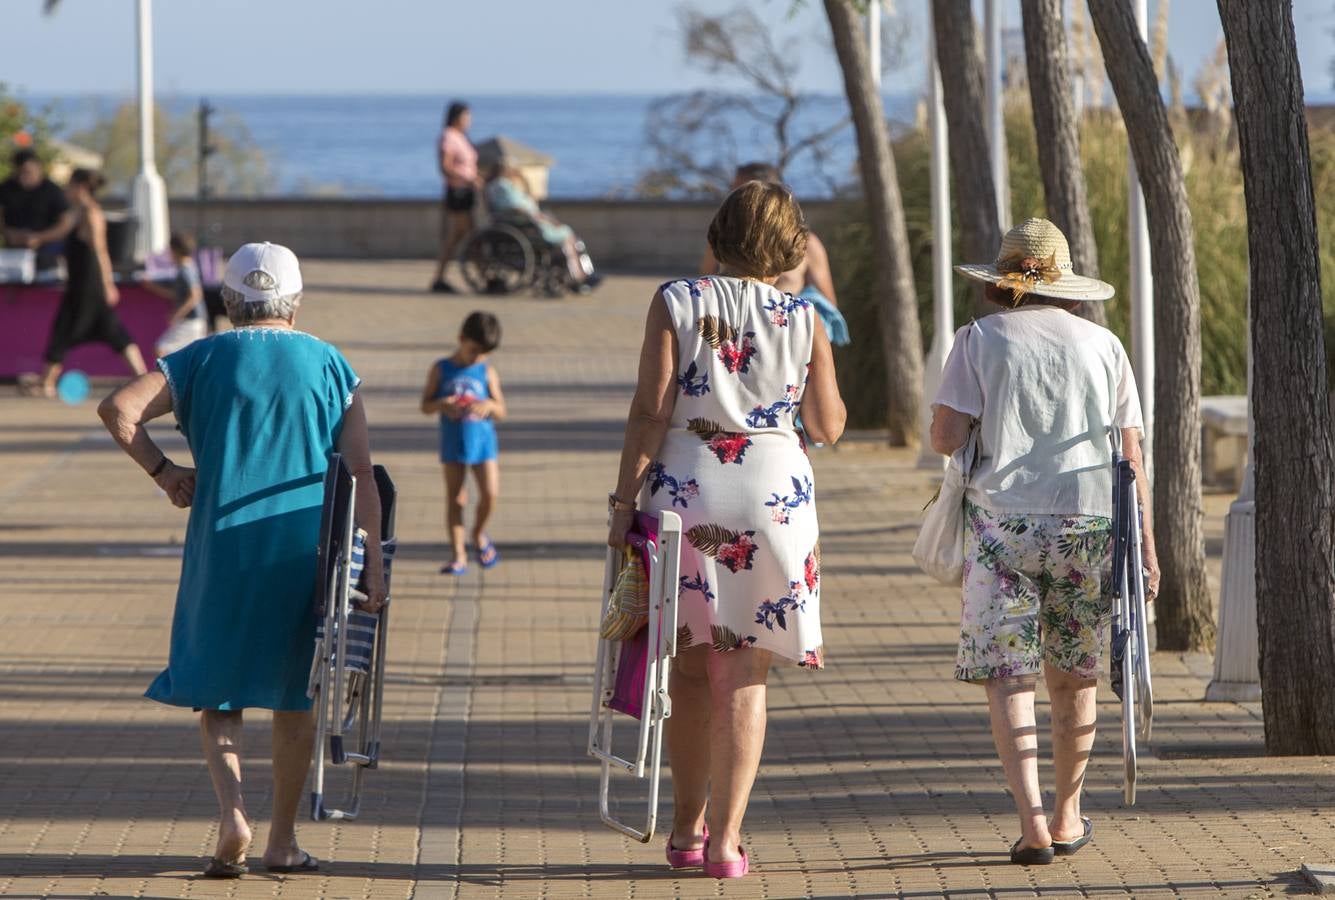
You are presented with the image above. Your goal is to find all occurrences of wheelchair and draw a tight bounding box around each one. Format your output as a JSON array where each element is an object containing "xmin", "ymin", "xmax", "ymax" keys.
[{"xmin": 459, "ymin": 214, "xmax": 597, "ymax": 298}]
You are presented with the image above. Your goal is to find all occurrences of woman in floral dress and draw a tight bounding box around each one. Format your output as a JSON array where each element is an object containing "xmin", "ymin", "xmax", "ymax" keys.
[{"xmin": 608, "ymin": 181, "xmax": 845, "ymax": 878}]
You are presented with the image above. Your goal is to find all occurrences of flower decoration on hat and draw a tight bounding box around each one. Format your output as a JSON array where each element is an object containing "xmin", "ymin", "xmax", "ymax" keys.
[{"xmin": 996, "ymin": 251, "xmax": 1062, "ymax": 301}]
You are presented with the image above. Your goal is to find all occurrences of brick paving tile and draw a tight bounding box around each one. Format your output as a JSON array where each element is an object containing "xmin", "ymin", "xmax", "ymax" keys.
[{"xmin": 0, "ymin": 260, "xmax": 1332, "ymax": 900}]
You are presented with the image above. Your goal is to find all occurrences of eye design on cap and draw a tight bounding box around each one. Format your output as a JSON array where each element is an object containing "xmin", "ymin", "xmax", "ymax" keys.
[{"xmin": 243, "ymin": 270, "xmax": 276, "ymax": 291}]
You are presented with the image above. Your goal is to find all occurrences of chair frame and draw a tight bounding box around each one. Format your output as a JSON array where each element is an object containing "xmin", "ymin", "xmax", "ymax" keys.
[
  {"xmin": 1109, "ymin": 430, "xmax": 1155, "ymax": 805},
  {"xmin": 587, "ymin": 510, "xmax": 683, "ymax": 843},
  {"xmin": 308, "ymin": 456, "xmax": 396, "ymax": 821}
]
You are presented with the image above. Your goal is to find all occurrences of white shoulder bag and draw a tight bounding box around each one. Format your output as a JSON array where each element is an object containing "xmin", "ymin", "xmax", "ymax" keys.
[{"xmin": 912, "ymin": 323, "xmax": 982, "ymax": 584}]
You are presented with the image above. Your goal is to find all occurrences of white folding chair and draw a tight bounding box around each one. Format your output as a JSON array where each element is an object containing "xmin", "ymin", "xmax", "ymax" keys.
[
  {"xmin": 587, "ymin": 510, "xmax": 682, "ymax": 842},
  {"xmin": 1109, "ymin": 430, "xmax": 1154, "ymax": 804},
  {"xmin": 307, "ymin": 456, "xmax": 397, "ymax": 821}
]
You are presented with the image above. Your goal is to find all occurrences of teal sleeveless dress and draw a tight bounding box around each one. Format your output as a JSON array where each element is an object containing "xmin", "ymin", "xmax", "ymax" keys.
[{"xmin": 148, "ymin": 328, "xmax": 361, "ymax": 711}]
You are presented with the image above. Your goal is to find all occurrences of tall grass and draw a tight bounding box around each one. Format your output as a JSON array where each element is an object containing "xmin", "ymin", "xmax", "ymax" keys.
[{"xmin": 829, "ymin": 107, "xmax": 1335, "ymax": 429}]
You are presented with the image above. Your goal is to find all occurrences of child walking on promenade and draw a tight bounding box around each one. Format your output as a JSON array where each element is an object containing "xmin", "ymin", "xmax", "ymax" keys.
[{"xmin": 421, "ymin": 311, "xmax": 507, "ymax": 575}]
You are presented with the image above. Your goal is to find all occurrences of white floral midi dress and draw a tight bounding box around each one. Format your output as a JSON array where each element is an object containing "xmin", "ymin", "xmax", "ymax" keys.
[{"xmin": 639, "ymin": 276, "xmax": 823, "ymax": 669}]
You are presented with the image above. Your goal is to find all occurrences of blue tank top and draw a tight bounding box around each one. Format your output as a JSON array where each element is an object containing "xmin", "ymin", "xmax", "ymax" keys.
[{"xmin": 435, "ymin": 357, "xmax": 498, "ymax": 464}]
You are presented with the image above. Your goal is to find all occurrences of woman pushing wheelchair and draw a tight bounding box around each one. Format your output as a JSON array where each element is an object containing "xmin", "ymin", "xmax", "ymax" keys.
[{"xmin": 929, "ymin": 218, "xmax": 1160, "ymax": 865}]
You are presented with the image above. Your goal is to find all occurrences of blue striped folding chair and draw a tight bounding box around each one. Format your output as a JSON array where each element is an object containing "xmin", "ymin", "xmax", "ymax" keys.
[
  {"xmin": 1109, "ymin": 428, "xmax": 1154, "ymax": 804},
  {"xmin": 308, "ymin": 456, "xmax": 397, "ymax": 821}
]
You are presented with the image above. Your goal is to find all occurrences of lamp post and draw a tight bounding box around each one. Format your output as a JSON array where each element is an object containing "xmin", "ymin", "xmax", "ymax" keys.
[
  {"xmin": 918, "ymin": 4, "xmax": 954, "ymax": 467},
  {"xmin": 984, "ymin": 0, "xmax": 1009, "ymax": 230},
  {"xmin": 130, "ymin": 0, "xmax": 169, "ymax": 260},
  {"xmin": 1128, "ymin": 0, "xmax": 1154, "ymax": 477}
]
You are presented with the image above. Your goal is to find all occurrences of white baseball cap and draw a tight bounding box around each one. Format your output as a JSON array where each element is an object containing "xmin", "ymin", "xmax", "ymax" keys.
[{"xmin": 222, "ymin": 242, "xmax": 303, "ymax": 303}]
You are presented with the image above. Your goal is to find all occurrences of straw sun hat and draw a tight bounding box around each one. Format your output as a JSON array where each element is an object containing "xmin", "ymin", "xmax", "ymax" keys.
[{"xmin": 955, "ymin": 217, "xmax": 1115, "ymax": 302}]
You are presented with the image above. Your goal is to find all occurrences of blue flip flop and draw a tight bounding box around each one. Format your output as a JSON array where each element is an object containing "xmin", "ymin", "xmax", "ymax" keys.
[
  {"xmin": 440, "ymin": 561, "xmax": 467, "ymax": 576},
  {"xmin": 476, "ymin": 540, "xmax": 500, "ymax": 569}
]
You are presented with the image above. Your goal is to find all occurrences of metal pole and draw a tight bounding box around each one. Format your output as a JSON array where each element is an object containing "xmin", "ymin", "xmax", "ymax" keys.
[
  {"xmin": 130, "ymin": 0, "xmax": 169, "ymax": 260},
  {"xmin": 985, "ymin": 0, "xmax": 1009, "ymax": 229},
  {"xmin": 918, "ymin": 2, "xmax": 955, "ymax": 467},
  {"xmin": 868, "ymin": 0, "xmax": 881, "ymax": 92},
  {"xmin": 1128, "ymin": 0, "xmax": 1154, "ymax": 477}
]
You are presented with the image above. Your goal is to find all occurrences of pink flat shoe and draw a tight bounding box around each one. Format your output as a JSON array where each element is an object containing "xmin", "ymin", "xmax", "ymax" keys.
[
  {"xmin": 665, "ymin": 825, "xmax": 707, "ymax": 869},
  {"xmin": 703, "ymin": 838, "xmax": 749, "ymax": 879}
]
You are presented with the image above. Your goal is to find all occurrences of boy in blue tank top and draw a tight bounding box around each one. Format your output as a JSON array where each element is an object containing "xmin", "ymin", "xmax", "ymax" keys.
[{"xmin": 419, "ymin": 311, "xmax": 507, "ymax": 574}]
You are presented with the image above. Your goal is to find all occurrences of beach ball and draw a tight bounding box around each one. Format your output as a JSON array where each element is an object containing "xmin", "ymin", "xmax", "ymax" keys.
[{"xmin": 56, "ymin": 370, "xmax": 90, "ymax": 405}]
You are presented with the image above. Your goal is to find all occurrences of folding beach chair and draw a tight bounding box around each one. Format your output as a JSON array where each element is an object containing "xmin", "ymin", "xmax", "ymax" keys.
[
  {"xmin": 1109, "ymin": 430, "xmax": 1154, "ymax": 805},
  {"xmin": 308, "ymin": 454, "xmax": 398, "ymax": 821},
  {"xmin": 587, "ymin": 510, "xmax": 683, "ymax": 842}
]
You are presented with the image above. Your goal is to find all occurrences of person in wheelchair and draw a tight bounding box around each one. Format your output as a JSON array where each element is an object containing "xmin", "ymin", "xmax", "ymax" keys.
[{"xmin": 483, "ymin": 162, "xmax": 598, "ymax": 292}]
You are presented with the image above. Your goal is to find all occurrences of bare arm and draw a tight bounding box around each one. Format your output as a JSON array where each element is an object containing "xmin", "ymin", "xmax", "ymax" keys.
[
  {"xmin": 797, "ymin": 317, "xmax": 846, "ymax": 444},
  {"xmin": 337, "ymin": 392, "xmax": 387, "ymax": 612},
  {"xmin": 30, "ymin": 209, "xmax": 77, "ymax": 246},
  {"xmin": 86, "ymin": 208, "xmax": 119, "ymax": 304},
  {"xmin": 699, "ymin": 244, "xmax": 720, "ymax": 276},
  {"xmin": 419, "ymin": 362, "xmax": 446, "ymax": 415},
  {"xmin": 804, "ymin": 232, "xmax": 838, "ymax": 304},
  {"xmin": 478, "ymin": 366, "xmax": 507, "ymax": 421},
  {"xmin": 98, "ymin": 371, "xmax": 195, "ymax": 507},
  {"xmin": 1120, "ymin": 426, "xmax": 1160, "ymax": 599},
  {"xmin": 608, "ymin": 291, "xmax": 678, "ymax": 547},
  {"xmin": 930, "ymin": 405, "xmax": 973, "ymax": 456}
]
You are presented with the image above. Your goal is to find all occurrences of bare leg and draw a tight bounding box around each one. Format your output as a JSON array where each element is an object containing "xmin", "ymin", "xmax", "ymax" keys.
[
  {"xmin": 30, "ymin": 362, "xmax": 61, "ymax": 396},
  {"xmin": 262, "ymin": 709, "xmax": 315, "ymax": 868},
  {"xmin": 705, "ymin": 647, "xmax": 772, "ymax": 864},
  {"xmin": 121, "ymin": 343, "xmax": 147, "ymax": 376},
  {"xmin": 469, "ymin": 459, "xmax": 499, "ymax": 550},
  {"xmin": 1045, "ymin": 663, "xmax": 1097, "ymax": 842},
  {"xmin": 199, "ymin": 710, "xmax": 252, "ymax": 864},
  {"xmin": 443, "ymin": 463, "xmax": 468, "ymax": 566},
  {"xmin": 664, "ymin": 644, "xmax": 711, "ymax": 850},
  {"xmin": 986, "ymin": 675, "xmax": 1051, "ymax": 850},
  {"xmin": 433, "ymin": 211, "xmax": 473, "ymax": 285},
  {"xmin": 563, "ymin": 235, "xmax": 585, "ymax": 284}
]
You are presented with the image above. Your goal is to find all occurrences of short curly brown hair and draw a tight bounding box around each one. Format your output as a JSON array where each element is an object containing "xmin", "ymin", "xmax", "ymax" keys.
[{"xmin": 707, "ymin": 180, "xmax": 807, "ymax": 277}]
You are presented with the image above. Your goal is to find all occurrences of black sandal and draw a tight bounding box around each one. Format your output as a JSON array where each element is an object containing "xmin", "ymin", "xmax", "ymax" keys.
[
  {"xmin": 1010, "ymin": 839, "xmax": 1055, "ymax": 866},
  {"xmin": 1052, "ymin": 818, "xmax": 1093, "ymax": 856},
  {"xmin": 265, "ymin": 851, "xmax": 319, "ymax": 874},
  {"xmin": 202, "ymin": 857, "xmax": 247, "ymax": 878}
]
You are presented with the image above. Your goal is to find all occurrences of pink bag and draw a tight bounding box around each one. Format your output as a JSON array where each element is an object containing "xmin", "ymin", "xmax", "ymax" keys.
[{"xmin": 608, "ymin": 513, "xmax": 659, "ymax": 720}]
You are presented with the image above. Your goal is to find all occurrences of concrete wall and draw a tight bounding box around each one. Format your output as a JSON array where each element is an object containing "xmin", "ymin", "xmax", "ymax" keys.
[{"xmin": 166, "ymin": 197, "xmax": 846, "ymax": 270}]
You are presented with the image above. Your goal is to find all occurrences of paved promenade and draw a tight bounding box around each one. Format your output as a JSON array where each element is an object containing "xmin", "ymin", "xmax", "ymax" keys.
[{"xmin": 1, "ymin": 263, "xmax": 1332, "ymax": 899}]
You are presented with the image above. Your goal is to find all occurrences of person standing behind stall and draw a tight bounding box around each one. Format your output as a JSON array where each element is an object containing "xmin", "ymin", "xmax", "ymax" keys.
[
  {"xmin": 20, "ymin": 169, "xmax": 145, "ymax": 397},
  {"xmin": 429, "ymin": 101, "xmax": 480, "ymax": 294},
  {"xmin": 0, "ymin": 148, "xmax": 76, "ymax": 277}
]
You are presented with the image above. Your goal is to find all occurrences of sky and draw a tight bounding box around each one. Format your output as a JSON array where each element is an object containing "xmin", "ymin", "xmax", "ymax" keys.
[{"xmin": 4, "ymin": 0, "xmax": 1335, "ymax": 100}]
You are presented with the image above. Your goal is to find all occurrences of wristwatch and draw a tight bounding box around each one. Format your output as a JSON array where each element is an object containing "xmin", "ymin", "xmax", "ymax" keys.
[{"xmin": 608, "ymin": 492, "xmax": 636, "ymax": 512}]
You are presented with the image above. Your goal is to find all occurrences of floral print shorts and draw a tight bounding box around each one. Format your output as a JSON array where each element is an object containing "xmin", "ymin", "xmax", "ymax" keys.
[{"xmin": 955, "ymin": 501, "xmax": 1113, "ymax": 683}]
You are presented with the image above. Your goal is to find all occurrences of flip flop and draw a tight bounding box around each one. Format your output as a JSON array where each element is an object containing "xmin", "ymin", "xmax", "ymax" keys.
[
  {"xmin": 1009, "ymin": 839, "xmax": 1055, "ymax": 866},
  {"xmin": 440, "ymin": 561, "xmax": 467, "ymax": 576},
  {"xmin": 1052, "ymin": 818, "xmax": 1093, "ymax": 856},
  {"xmin": 476, "ymin": 540, "xmax": 500, "ymax": 569},
  {"xmin": 265, "ymin": 851, "xmax": 319, "ymax": 874},
  {"xmin": 202, "ymin": 857, "xmax": 247, "ymax": 878}
]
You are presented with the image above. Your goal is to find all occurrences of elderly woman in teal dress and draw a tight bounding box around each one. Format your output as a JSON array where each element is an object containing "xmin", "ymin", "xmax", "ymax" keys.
[{"xmin": 99, "ymin": 242, "xmax": 386, "ymax": 879}]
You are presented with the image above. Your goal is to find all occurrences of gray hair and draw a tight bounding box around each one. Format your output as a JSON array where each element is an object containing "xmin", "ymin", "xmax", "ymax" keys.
[{"xmin": 221, "ymin": 285, "xmax": 302, "ymax": 325}]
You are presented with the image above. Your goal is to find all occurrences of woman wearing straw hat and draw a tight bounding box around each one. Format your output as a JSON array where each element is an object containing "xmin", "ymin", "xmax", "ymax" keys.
[{"xmin": 929, "ymin": 218, "xmax": 1160, "ymax": 865}]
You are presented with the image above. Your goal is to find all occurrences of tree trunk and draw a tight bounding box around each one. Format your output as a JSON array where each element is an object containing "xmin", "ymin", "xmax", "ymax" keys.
[
  {"xmin": 1087, "ymin": 0, "xmax": 1213, "ymax": 651},
  {"xmin": 823, "ymin": 0, "xmax": 924, "ymax": 446},
  {"xmin": 1019, "ymin": 0, "xmax": 1107, "ymax": 328},
  {"xmin": 931, "ymin": 0, "xmax": 1001, "ymax": 309},
  {"xmin": 1218, "ymin": 0, "xmax": 1335, "ymax": 754}
]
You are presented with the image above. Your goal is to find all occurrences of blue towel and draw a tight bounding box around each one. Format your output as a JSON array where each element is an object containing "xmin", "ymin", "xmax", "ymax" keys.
[{"xmin": 799, "ymin": 286, "xmax": 851, "ymax": 346}]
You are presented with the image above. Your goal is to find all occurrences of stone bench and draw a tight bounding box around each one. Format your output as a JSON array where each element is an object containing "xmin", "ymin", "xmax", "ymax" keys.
[{"xmin": 1201, "ymin": 395, "xmax": 1249, "ymax": 490}]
